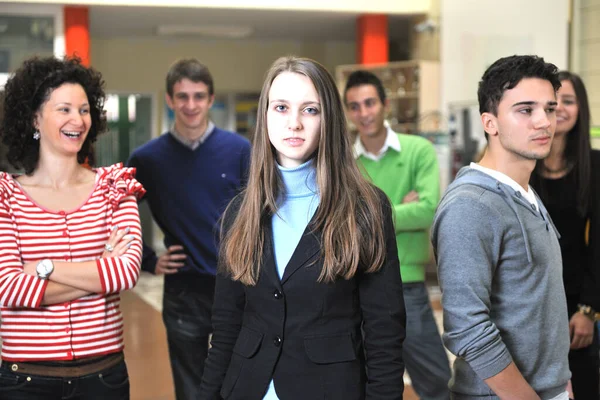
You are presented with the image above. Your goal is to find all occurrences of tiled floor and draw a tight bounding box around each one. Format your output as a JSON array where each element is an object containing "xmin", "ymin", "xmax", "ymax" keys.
[
  {"xmin": 122, "ymin": 289, "xmax": 174, "ymax": 400},
  {"xmin": 124, "ymin": 273, "xmax": 448, "ymax": 399}
]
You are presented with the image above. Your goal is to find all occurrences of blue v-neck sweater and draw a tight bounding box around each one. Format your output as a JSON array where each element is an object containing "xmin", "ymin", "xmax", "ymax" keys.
[
  {"xmin": 264, "ymin": 159, "xmax": 319, "ymax": 400},
  {"xmin": 127, "ymin": 128, "xmax": 251, "ymax": 277}
]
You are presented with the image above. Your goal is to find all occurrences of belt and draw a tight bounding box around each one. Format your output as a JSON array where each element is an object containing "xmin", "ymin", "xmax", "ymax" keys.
[{"xmin": 3, "ymin": 352, "xmax": 124, "ymax": 378}]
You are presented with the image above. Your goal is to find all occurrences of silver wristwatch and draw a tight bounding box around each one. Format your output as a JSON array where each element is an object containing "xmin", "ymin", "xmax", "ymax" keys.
[{"xmin": 36, "ymin": 259, "xmax": 54, "ymax": 280}]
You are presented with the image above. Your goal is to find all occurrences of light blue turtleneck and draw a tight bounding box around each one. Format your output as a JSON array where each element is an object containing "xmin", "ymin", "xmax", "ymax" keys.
[
  {"xmin": 270, "ymin": 158, "xmax": 319, "ymax": 279},
  {"xmin": 263, "ymin": 158, "xmax": 319, "ymax": 400}
]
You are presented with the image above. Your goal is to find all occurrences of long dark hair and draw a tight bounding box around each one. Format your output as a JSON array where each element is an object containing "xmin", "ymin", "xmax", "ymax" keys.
[
  {"xmin": 220, "ymin": 56, "xmax": 387, "ymax": 286},
  {"xmin": 531, "ymin": 71, "xmax": 591, "ymax": 216}
]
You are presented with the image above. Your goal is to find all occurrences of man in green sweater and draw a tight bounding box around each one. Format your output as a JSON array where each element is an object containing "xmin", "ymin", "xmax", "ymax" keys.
[{"xmin": 344, "ymin": 70, "xmax": 450, "ymax": 399}]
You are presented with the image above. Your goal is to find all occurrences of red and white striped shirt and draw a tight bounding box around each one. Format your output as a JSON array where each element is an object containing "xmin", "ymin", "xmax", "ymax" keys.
[{"xmin": 0, "ymin": 163, "xmax": 145, "ymax": 361}]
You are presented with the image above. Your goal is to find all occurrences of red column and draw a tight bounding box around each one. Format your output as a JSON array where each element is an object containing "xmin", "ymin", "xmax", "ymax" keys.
[
  {"xmin": 356, "ymin": 14, "xmax": 388, "ymax": 65},
  {"xmin": 64, "ymin": 6, "xmax": 90, "ymax": 66}
]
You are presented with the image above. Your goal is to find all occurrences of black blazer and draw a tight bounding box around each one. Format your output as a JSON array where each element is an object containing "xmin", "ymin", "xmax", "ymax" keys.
[{"xmin": 200, "ymin": 191, "xmax": 406, "ymax": 400}]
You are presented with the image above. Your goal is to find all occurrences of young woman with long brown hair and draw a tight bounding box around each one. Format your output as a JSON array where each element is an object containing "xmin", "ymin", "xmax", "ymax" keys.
[
  {"xmin": 199, "ymin": 56, "xmax": 406, "ymax": 400},
  {"xmin": 530, "ymin": 71, "xmax": 600, "ymax": 399}
]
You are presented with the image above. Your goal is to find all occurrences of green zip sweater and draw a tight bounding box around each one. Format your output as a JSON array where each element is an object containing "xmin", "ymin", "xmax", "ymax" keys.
[{"xmin": 357, "ymin": 132, "xmax": 440, "ymax": 282}]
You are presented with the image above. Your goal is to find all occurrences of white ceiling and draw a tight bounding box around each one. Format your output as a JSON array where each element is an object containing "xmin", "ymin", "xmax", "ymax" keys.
[{"xmin": 89, "ymin": 5, "xmax": 416, "ymax": 41}]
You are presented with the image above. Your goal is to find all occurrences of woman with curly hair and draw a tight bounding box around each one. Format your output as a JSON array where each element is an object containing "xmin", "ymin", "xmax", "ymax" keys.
[{"xmin": 0, "ymin": 56, "xmax": 144, "ymax": 399}]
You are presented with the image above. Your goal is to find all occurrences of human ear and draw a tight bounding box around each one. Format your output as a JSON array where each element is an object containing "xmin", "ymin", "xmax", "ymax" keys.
[
  {"xmin": 481, "ymin": 112, "xmax": 499, "ymax": 137},
  {"xmin": 33, "ymin": 111, "xmax": 41, "ymax": 131},
  {"xmin": 165, "ymin": 93, "xmax": 175, "ymax": 110}
]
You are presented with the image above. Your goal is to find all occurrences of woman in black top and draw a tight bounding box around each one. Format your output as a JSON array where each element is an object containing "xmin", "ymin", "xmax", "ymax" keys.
[{"xmin": 531, "ymin": 71, "xmax": 599, "ymax": 399}]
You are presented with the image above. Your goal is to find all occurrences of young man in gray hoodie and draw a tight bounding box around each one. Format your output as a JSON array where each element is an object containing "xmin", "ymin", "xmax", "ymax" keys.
[{"xmin": 432, "ymin": 55, "xmax": 571, "ymax": 400}]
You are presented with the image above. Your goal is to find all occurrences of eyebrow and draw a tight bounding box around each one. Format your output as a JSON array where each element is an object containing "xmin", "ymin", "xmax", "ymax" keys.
[
  {"xmin": 511, "ymin": 100, "xmax": 557, "ymax": 107},
  {"xmin": 269, "ymin": 99, "xmax": 320, "ymax": 106},
  {"xmin": 55, "ymin": 102, "xmax": 89, "ymax": 106},
  {"xmin": 175, "ymin": 91, "xmax": 208, "ymax": 96},
  {"xmin": 348, "ymin": 97, "xmax": 377, "ymax": 104}
]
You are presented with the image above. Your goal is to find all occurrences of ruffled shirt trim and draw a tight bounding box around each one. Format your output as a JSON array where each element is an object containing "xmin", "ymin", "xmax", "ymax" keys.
[
  {"xmin": 98, "ymin": 163, "xmax": 146, "ymax": 210},
  {"xmin": 0, "ymin": 164, "xmax": 146, "ymax": 209},
  {"xmin": 0, "ymin": 171, "xmax": 16, "ymax": 203}
]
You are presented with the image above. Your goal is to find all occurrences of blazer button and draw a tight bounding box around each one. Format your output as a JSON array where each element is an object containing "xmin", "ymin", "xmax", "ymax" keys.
[
  {"xmin": 273, "ymin": 336, "xmax": 282, "ymax": 347},
  {"xmin": 273, "ymin": 290, "xmax": 283, "ymax": 299}
]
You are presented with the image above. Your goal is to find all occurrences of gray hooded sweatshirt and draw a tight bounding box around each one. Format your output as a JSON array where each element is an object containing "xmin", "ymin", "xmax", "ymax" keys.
[{"xmin": 431, "ymin": 167, "xmax": 570, "ymax": 399}]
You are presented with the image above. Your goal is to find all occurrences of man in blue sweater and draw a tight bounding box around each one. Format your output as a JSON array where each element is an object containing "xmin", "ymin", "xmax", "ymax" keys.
[{"xmin": 127, "ymin": 59, "xmax": 250, "ymax": 400}]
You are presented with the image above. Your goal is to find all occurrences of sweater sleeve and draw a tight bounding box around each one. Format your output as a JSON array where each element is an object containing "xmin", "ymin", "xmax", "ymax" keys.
[
  {"xmin": 393, "ymin": 140, "xmax": 440, "ymax": 232},
  {"xmin": 95, "ymin": 165, "xmax": 145, "ymax": 294},
  {"xmin": 432, "ymin": 195, "xmax": 513, "ymax": 380},
  {"xmin": 0, "ymin": 176, "xmax": 48, "ymax": 308}
]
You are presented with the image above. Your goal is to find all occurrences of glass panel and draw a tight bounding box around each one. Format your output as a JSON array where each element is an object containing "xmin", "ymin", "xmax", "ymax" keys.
[{"xmin": 0, "ymin": 15, "xmax": 54, "ymax": 74}]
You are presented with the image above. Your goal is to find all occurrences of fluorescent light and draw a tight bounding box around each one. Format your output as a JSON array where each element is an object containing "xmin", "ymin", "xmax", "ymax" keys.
[{"xmin": 156, "ymin": 24, "xmax": 253, "ymax": 38}]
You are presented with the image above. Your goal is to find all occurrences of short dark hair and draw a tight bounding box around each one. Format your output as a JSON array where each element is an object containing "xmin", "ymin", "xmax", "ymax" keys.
[
  {"xmin": 166, "ymin": 58, "xmax": 214, "ymax": 97},
  {"xmin": 478, "ymin": 55, "xmax": 560, "ymax": 116},
  {"xmin": 0, "ymin": 56, "xmax": 107, "ymax": 174},
  {"xmin": 343, "ymin": 70, "xmax": 386, "ymax": 105}
]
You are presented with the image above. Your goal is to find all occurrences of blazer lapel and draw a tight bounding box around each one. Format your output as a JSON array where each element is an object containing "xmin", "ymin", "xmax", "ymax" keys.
[
  {"xmin": 262, "ymin": 221, "xmax": 283, "ymax": 290},
  {"xmin": 280, "ymin": 224, "xmax": 321, "ymax": 285}
]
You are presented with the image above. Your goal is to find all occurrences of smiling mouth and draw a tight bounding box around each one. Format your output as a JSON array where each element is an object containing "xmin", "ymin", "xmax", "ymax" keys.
[{"xmin": 62, "ymin": 131, "xmax": 82, "ymax": 138}]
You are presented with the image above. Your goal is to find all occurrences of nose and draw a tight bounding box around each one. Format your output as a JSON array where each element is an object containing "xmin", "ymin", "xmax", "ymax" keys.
[
  {"xmin": 533, "ymin": 109, "xmax": 552, "ymax": 130},
  {"xmin": 186, "ymin": 97, "xmax": 196, "ymax": 109},
  {"xmin": 71, "ymin": 111, "xmax": 85, "ymax": 127},
  {"xmin": 358, "ymin": 104, "xmax": 369, "ymax": 118},
  {"xmin": 287, "ymin": 111, "xmax": 302, "ymax": 131}
]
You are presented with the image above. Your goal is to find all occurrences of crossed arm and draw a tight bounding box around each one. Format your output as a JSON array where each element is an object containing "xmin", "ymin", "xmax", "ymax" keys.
[
  {"xmin": 0, "ymin": 195, "xmax": 142, "ymax": 307},
  {"xmin": 393, "ymin": 143, "xmax": 440, "ymax": 232}
]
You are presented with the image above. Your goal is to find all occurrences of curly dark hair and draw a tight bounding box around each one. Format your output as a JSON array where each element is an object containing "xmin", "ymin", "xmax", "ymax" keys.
[{"xmin": 0, "ymin": 56, "xmax": 107, "ymax": 174}]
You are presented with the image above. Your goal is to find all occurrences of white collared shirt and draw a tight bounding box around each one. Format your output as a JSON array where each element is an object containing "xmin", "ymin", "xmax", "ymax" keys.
[
  {"xmin": 170, "ymin": 120, "xmax": 215, "ymax": 150},
  {"xmin": 353, "ymin": 126, "xmax": 401, "ymax": 161},
  {"xmin": 469, "ymin": 162, "xmax": 539, "ymax": 211}
]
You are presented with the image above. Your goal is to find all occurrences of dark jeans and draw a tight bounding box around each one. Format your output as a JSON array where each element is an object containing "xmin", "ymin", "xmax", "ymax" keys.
[
  {"xmin": 403, "ymin": 282, "xmax": 451, "ymax": 400},
  {"xmin": 163, "ymin": 273, "xmax": 215, "ymax": 400},
  {"xmin": 0, "ymin": 358, "xmax": 129, "ymax": 400}
]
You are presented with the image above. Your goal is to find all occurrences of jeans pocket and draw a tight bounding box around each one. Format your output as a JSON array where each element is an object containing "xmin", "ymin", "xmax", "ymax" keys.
[
  {"xmin": 0, "ymin": 371, "xmax": 30, "ymax": 392},
  {"xmin": 97, "ymin": 361, "xmax": 129, "ymax": 390}
]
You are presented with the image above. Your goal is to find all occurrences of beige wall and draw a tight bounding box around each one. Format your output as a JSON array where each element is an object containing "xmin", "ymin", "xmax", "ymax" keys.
[
  {"xmin": 572, "ymin": 0, "xmax": 600, "ymax": 149},
  {"xmin": 441, "ymin": 0, "xmax": 569, "ymax": 114},
  {"xmin": 91, "ymin": 37, "xmax": 355, "ymax": 93},
  {"xmin": 410, "ymin": 0, "xmax": 440, "ymax": 61},
  {"xmin": 91, "ymin": 36, "xmax": 355, "ymax": 135}
]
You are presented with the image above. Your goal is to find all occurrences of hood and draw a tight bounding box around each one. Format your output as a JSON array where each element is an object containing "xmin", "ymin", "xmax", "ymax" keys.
[{"xmin": 442, "ymin": 166, "xmax": 559, "ymax": 265}]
